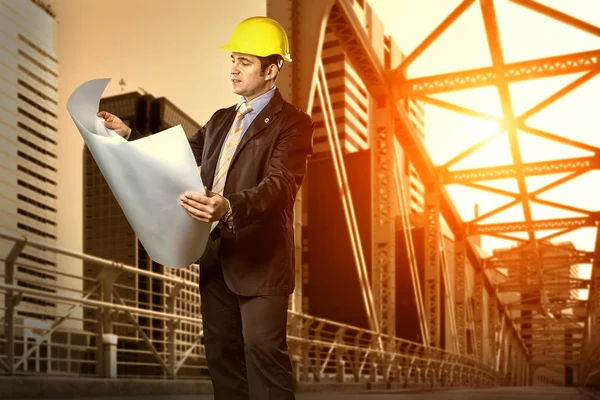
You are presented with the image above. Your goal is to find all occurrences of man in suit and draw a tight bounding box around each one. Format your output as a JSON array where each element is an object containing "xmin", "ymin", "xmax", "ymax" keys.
[{"xmin": 97, "ymin": 16, "xmax": 314, "ymax": 400}]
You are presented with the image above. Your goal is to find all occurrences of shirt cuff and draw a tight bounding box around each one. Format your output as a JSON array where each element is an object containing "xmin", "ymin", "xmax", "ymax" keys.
[{"xmin": 220, "ymin": 197, "xmax": 233, "ymax": 231}]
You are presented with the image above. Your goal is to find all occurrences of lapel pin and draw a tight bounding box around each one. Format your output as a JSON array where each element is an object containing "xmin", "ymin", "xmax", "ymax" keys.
[{"xmin": 264, "ymin": 117, "xmax": 270, "ymax": 123}]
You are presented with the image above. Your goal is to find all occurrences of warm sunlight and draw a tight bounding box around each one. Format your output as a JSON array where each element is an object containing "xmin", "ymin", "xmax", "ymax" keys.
[
  {"xmin": 2, "ymin": 0, "xmax": 598, "ymax": 393},
  {"xmin": 368, "ymin": 0, "xmax": 600, "ymax": 312},
  {"xmin": 372, "ymin": 0, "xmax": 600, "ymax": 256}
]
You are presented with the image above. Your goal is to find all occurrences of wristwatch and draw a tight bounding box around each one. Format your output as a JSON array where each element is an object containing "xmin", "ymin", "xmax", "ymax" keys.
[{"xmin": 221, "ymin": 198, "xmax": 233, "ymax": 230}]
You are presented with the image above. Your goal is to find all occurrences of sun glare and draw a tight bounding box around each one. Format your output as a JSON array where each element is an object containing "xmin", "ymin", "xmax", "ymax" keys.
[{"xmin": 449, "ymin": 117, "xmax": 507, "ymax": 170}]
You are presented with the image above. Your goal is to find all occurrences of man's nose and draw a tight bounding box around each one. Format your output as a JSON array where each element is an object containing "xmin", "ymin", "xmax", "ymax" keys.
[{"xmin": 231, "ymin": 64, "xmax": 240, "ymax": 75}]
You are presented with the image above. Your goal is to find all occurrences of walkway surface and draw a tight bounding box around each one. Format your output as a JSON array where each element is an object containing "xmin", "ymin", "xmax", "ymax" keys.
[{"xmin": 7, "ymin": 387, "xmax": 600, "ymax": 400}]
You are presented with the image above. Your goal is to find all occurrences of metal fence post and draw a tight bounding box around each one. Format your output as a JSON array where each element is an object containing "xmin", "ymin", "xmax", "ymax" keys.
[
  {"xmin": 95, "ymin": 264, "xmax": 122, "ymax": 377},
  {"xmin": 167, "ymin": 280, "xmax": 183, "ymax": 378},
  {"xmin": 335, "ymin": 329, "xmax": 345, "ymax": 382},
  {"xmin": 4, "ymin": 237, "xmax": 27, "ymax": 375},
  {"xmin": 102, "ymin": 334, "xmax": 118, "ymax": 378}
]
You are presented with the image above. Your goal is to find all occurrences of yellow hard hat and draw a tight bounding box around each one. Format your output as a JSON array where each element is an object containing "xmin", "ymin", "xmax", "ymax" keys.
[{"xmin": 220, "ymin": 17, "xmax": 292, "ymax": 62}]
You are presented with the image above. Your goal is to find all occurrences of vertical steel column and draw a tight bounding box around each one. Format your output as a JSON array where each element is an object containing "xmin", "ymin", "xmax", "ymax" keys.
[
  {"xmin": 267, "ymin": 0, "xmax": 303, "ymax": 316},
  {"xmin": 505, "ymin": 338, "xmax": 513, "ymax": 384},
  {"xmin": 290, "ymin": 186, "xmax": 304, "ymax": 315},
  {"xmin": 473, "ymin": 269, "xmax": 484, "ymax": 362},
  {"xmin": 527, "ymin": 363, "xmax": 535, "ymax": 386},
  {"xmin": 440, "ymin": 231, "xmax": 459, "ymax": 352},
  {"xmin": 266, "ymin": 0, "xmax": 294, "ymax": 101},
  {"xmin": 524, "ymin": 362, "xmax": 530, "ymax": 386},
  {"xmin": 515, "ymin": 351, "xmax": 523, "ymax": 386},
  {"xmin": 583, "ymin": 313, "xmax": 590, "ymax": 380},
  {"xmin": 4, "ymin": 237, "xmax": 27, "ymax": 375},
  {"xmin": 488, "ymin": 292, "xmax": 499, "ymax": 369},
  {"xmin": 584, "ymin": 263, "xmax": 599, "ymax": 385},
  {"xmin": 496, "ymin": 314, "xmax": 506, "ymax": 371},
  {"xmin": 592, "ymin": 255, "xmax": 600, "ymax": 366},
  {"xmin": 502, "ymin": 325, "xmax": 510, "ymax": 378},
  {"xmin": 454, "ymin": 235, "xmax": 467, "ymax": 353},
  {"xmin": 370, "ymin": 97, "xmax": 396, "ymax": 337},
  {"xmin": 510, "ymin": 337, "xmax": 518, "ymax": 385},
  {"xmin": 423, "ymin": 188, "xmax": 441, "ymax": 348},
  {"xmin": 522, "ymin": 354, "xmax": 528, "ymax": 386}
]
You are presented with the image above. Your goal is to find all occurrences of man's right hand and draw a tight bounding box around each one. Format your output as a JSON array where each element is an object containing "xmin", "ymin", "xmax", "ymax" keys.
[{"xmin": 97, "ymin": 111, "xmax": 131, "ymax": 139}]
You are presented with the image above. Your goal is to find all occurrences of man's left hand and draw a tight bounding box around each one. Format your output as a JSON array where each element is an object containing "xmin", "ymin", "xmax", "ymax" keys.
[{"xmin": 180, "ymin": 188, "xmax": 229, "ymax": 223}]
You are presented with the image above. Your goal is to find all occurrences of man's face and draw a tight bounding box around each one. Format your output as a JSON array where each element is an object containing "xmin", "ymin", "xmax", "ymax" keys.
[{"xmin": 230, "ymin": 52, "xmax": 274, "ymax": 101}]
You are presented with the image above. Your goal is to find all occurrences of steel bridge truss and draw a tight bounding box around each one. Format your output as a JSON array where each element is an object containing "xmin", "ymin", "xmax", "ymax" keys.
[
  {"xmin": 0, "ymin": 0, "xmax": 598, "ymax": 389},
  {"xmin": 282, "ymin": 0, "xmax": 600, "ymax": 385},
  {"xmin": 392, "ymin": 0, "xmax": 600, "ymax": 380}
]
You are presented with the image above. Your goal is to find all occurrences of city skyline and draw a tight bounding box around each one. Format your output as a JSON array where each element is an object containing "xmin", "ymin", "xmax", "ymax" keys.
[{"xmin": 0, "ymin": 0, "xmax": 598, "ymax": 389}]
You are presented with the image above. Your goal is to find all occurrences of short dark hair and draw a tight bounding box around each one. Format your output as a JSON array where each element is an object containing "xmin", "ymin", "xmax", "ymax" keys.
[{"xmin": 258, "ymin": 54, "xmax": 284, "ymax": 74}]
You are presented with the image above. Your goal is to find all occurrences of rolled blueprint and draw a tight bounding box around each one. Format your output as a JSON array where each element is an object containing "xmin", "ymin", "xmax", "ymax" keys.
[{"xmin": 67, "ymin": 78, "xmax": 210, "ymax": 269}]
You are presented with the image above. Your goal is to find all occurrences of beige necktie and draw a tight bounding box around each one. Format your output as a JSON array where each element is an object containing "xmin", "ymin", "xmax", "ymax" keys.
[{"xmin": 211, "ymin": 101, "xmax": 253, "ymax": 195}]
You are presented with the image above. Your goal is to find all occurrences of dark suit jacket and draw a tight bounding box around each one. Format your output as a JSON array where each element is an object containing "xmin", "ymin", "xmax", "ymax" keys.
[{"xmin": 131, "ymin": 88, "xmax": 314, "ymax": 296}]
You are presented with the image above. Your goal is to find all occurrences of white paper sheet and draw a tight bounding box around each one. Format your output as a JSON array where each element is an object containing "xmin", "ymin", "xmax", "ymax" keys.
[{"xmin": 67, "ymin": 78, "xmax": 210, "ymax": 269}]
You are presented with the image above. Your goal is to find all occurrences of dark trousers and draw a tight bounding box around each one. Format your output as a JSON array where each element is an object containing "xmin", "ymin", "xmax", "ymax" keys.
[{"xmin": 200, "ymin": 262, "xmax": 295, "ymax": 400}]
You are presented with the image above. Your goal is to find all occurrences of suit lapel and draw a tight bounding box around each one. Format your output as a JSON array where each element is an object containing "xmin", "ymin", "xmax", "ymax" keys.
[
  {"xmin": 230, "ymin": 89, "xmax": 284, "ymax": 167},
  {"xmin": 203, "ymin": 88, "xmax": 286, "ymax": 189},
  {"xmin": 203, "ymin": 107, "xmax": 236, "ymax": 189}
]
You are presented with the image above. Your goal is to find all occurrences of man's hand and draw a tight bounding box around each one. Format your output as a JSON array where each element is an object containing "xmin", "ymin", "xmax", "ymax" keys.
[
  {"xmin": 180, "ymin": 187, "xmax": 229, "ymax": 223},
  {"xmin": 97, "ymin": 111, "xmax": 132, "ymax": 138}
]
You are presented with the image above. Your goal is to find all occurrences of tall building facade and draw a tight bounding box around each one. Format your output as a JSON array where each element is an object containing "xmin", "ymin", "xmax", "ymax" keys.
[
  {"xmin": 491, "ymin": 241, "xmax": 580, "ymax": 385},
  {"xmin": 0, "ymin": 0, "xmax": 59, "ymax": 322},
  {"xmin": 83, "ymin": 92, "xmax": 202, "ymax": 376},
  {"xmin": 311, "ymin": 26, "xmax": 370, "ymax": 157},
  {"xmin": 309, "ymin": 0, "xmax": 425, "ymax": 214}
]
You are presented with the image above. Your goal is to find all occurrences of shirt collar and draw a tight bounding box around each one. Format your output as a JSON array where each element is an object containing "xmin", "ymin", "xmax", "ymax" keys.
[{"xmin": 236, "ymin": 86, "xmax": 276, "ymax": 114}]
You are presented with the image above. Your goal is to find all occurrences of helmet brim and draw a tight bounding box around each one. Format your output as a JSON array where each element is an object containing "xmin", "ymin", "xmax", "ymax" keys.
[{"xmin": 220, "ymin": 44, "xmax": 292, "ymax": 62}]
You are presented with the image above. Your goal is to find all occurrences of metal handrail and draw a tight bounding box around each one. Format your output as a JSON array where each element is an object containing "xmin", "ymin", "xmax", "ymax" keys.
[{"xmin": 0, "ymin": 229, "xmax": 509, "ymax": 385}]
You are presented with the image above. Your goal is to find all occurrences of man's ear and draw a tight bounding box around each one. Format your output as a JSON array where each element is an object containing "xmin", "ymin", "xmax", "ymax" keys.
[{"xmin": 265, "ymin": 64, "xmax": 278, "ymax": 81}]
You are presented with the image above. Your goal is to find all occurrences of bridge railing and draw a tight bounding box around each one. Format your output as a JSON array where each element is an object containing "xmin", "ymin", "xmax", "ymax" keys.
[
  {"xmin": 0, "ymin": 230, "xmax": 505, "ymax": 386},
  {"xmin": 581, "ymin": 258, "xmax": 600, "ymax": 387}
]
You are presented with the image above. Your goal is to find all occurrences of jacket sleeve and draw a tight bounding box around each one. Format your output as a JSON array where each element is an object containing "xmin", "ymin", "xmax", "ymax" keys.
[
  {"xmin": 225, "ymin": 113, "xmax": 314, "ymax": 232},
  {"xmin": 187, "ymin": 125, "xmax": 206, "ymax": 166},
  {"xmin": 127, "ymin": 130, "xmax": 144, "ymax": 141}
]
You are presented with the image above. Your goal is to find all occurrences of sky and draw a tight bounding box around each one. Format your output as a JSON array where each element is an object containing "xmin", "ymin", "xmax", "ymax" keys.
[{"xmin": 48, "ymin": 0, "xmax": 600, "ymax": 277}]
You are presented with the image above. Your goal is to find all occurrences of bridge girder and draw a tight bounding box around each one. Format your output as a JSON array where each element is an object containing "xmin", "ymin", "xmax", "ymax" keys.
[
  {"xmin": 388, "ymin": 0, "xmax": 600, "ymax": 376},
  {"xmin": 289, "ymin": 0, "xmax": 600, "ymax": 382},
  {"xmin": 441, "ymin": 155, "xmax": 600, "ymax": 184}
]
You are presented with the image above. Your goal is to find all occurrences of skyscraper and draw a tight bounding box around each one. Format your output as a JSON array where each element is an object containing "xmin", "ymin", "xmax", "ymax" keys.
[
  {"xmin": 0, "ymin": 0, "xmax": 59, "ymax": 321},
  {"xmin": 311, "ymin": 26, "xmax": 370, "ymax": 157},
  {"xmin": 309, "ymin": 1, "xmax": 425, "ymax": 214}
]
